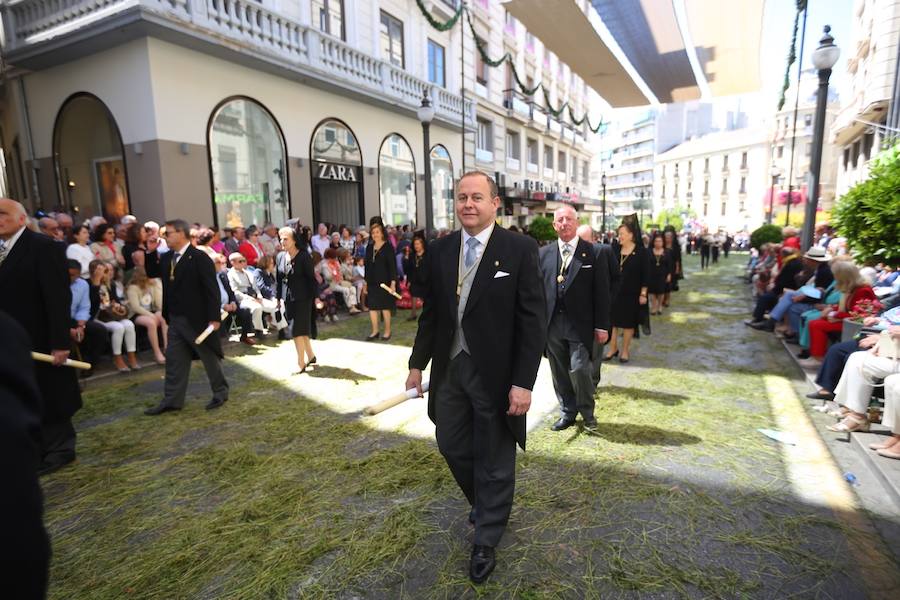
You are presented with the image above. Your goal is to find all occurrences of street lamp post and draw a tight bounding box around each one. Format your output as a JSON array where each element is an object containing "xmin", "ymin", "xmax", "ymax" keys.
[
  {"xmin": 601, "ymin": 172, "xmax": 607, "ymax": 235},
  {"xmin": 802, "ymin": 26, "xmax": 840, "ymax": 250},
  {"xmin": 768, "ymin": 160, "xmax": 779, "ymax": 225},
  {"xmin": 636, "ymin": 190, "xmax": 645, "ymax": 228},
  {"xmin": 417, "ymin": 91, "xmax": 436, "ymax": 237}
]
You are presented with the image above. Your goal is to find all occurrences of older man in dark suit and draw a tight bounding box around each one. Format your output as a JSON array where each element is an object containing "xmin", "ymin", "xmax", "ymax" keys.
[
  {"xmin": 407, "ymin": 171, "xmax": 545, "ymax": 584},
  {"xmin": 542, "ymin": 209, "xmax": 610, "ymax": 432},
  {"xmin": 145, "ymin": 219, "xmax": 228, "ymax": 415},
  {"xmin": 0, "ymin": 199, "xmax": 82, "ymax": 475},
  {"xmin": 577, "ymin": 224, "xmax": 620, "ymax": 388}
]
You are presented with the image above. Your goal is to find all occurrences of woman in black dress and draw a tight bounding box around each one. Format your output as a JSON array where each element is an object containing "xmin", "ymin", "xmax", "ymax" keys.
[
  {"xmin": 663, "ymin": 228, "xmax": 682, "ymax": 306},
  {"xmin": 365, "ymin": 221, "xmax": 398, "ymax": 340},
  {"xmin": 277, "ymin": 226, "xmax": 317, "ymax": 373},
  {"xmin": 403, "ymin": 235, "xmax": 428, "ymax": 321},
  {"xmin": 604, "ymin": 218, "xmax": 650, "ymax": 363},
  {"xmin": 647, "ymin": 232, "xmax": 671, "ymax": 316}
]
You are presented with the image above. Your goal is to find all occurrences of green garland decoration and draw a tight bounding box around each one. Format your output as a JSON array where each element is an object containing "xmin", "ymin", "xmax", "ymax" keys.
[
  {"xmin": 414, "ymin": 0, "xmax": 463, "ymax": 32},
  {"xmin": 777, "ymin": 0, "xmax": 808, "ymax": 110},
  {"xmin": 462, "ymin": 8, "xmax": 605, "ymax": 134}
]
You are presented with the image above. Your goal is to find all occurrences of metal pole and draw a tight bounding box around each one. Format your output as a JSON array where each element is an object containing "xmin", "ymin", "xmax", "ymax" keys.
[
  {"xmin": 423, "ymin": 120, "xmax": 433, "ymax": 236},
  {"xmin": 802, "ymin": 65, "xmax": 832, "ymax": 250},
  {"xmin": 768, "ymin": 174, "xmax": 776, "ymax": 225},
  {"xmin": 784, "ymin": 5, "xmax": 808, "ymax": 227},
  {"xmin": 460, "ymin": 1, "xmax": 466, "ymax": 174},
  {"xmin": 601, "ymin": 180, "xmax": 607, "ymax": 235}
]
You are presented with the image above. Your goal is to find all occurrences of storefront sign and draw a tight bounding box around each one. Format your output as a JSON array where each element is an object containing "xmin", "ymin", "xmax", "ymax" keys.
[
  {"xmin": 314, "ymin": 161, "xmax": 359, "ymax": 182},
  {"xmin": 215, "ymin": 193, "xmax": 264, "ymax": 205}
]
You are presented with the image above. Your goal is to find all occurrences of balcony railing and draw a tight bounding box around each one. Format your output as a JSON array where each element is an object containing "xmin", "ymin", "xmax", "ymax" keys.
[{"xmin": 2, "ymin": 0, "xmax": 474, "ymax": 127}]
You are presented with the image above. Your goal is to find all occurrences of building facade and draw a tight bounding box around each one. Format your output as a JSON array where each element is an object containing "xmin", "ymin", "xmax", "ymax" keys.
[
  {"xmin": 0, "ymin": 0, "xmax": 598, "ymax": 230},
  {"xmin": 654, "ymin": 128, "xmax": 769, "ymax": 233},
  {"xmin": 830, "ymin": 0, "xmax": 900, "ymax": 199}
]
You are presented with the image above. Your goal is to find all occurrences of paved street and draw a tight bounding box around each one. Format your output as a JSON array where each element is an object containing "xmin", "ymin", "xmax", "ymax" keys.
[{"xmin": 43, "ymin": 254, "xmax": 900, "ymax": 599}]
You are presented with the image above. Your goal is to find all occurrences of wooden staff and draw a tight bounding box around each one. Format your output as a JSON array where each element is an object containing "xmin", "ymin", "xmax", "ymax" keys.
[
  {"xmin": 31, "ymin": 352, "xmax": 91, "ymax": 370},
  {"xmin": 195, "ymin": 310, "xmax": 230, "ymax": 345},
  {"xmin": 380, "ymin": 283, "xmax": 402, "ymax": 300},
  {"xmin": 364, "ymin": 380, "xmax": 430, "ymax": 416}
]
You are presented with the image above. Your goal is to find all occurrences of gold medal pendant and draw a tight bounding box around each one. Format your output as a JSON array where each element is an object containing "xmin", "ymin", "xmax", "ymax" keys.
[{"xmin": 557, "ymin": 274, "xmax": 565, "ymax": 283}]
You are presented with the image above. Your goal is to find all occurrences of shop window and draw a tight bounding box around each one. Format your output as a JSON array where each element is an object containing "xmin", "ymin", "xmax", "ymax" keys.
[
  {"xmin": 53, "ymin": 93, "xmax": 130, "ymax": 223},
  {"xmin": 209, "ymin": 97, "xmax": 289, "ymax": 228},
  {"xmin": 430, "ymin": 145, "xmax": 454, "ymax": 230},
  {"xmin": 379, "ymin": 133, "xmax": 416, "ymax": 226}
]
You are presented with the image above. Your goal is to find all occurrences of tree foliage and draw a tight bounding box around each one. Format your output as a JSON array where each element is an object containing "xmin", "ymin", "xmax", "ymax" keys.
[
  {"xmin": 528, "ymin": 216, "xmax": 557, "ymax": 242},
  {"xmin": 750, "ymin": 224, "xmax": 783, "ymax": 250},
  {"xmin": 833, "ymin": 145, "xmax": 900, "ymax": 264}
]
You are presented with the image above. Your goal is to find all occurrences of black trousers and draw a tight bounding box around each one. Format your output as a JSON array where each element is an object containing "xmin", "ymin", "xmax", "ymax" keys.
[
  {"xmin": 700, "ymin": 247, "xmax": 710, "ymax": 269},
  {"xmin": 816, "ymin": 339, "xmax": 860, "ymax": 392},
  {"xmin": 546, "ymin": 315, "xmax": 595, "ymax": 421},
  {"xmin": 72, "ymin": 320, "xmax": 108, "ymax": 370},
  {"xmin": 220, "ymin": 308, "xmax": 254, "ymax": 338},
  {"xmin": 435, "ymin": 352, "xmax": 516, "ymax": 548},
  {"xmin": 41, "ymin": 418, "xmax": 76, "ymax": 463},
  {"xmin": 163, "ymin": 317, "xmax": 228, "ymax": 409},
  {"xmin": 753, "ymin": 291, "xmax": 779, "ymax": 321}
]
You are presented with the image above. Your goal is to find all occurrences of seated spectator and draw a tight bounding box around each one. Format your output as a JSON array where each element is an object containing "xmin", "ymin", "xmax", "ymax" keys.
[
  {"xmin": 352, "ymin": 255, "xmax": 367, "ymax": 310},
  {"xmin": 329, "ymin": 232, "xmax": 341, "ymax": 250},
  {"xmin": 259, "ymin": 224, "xmax": 280, "ymax": 257},
  {"xmin": 873, "ymin": 374, "xmax": 900, "ymax": 459},
  {"xmin": 126, "ymin": 266, "xmax": 167, "ymax": 365},
  {"xmin": 826, "ymin": 325, "xmax": 900, "ymax": 433},
  {"xmin": 228, "ymin": 252, "xmax": 284, "ymax": 336},
  {"xmin": 238, "ymin": 225, "xmax": 265, "ymax": 265},
  {"xmin": 874, "ymin": 264, "xmax": 900, "ymax": 298},
  {"xmin": 90, "ymin": 223, "xmax": 125, "ymax": 267},
  {"xmin": 88, "ymin": 260, "xmax": 139, "ymax": 372},
  {"xmin": 195, "ymin": 228, "xmax": 219, "ymax": 260},
  {"xmin": 354, "ymin": 230, "xmax": 369, "ymax": 260},
  {"xmin": 66, "ymin": 224, "xmax": 94, "ymax": 278},
  {"xmin": 68, "ymin": 259, "xmax": 107, "ymax": 376},
  {"xmin": 311, "ymin": 251, "xmax": 338, "ymax": 322},
  {"xmin": 338, "ymin": 225, "xmax": 355, "ymax": 253},
  {"xmin": 318, "ymin": 248, "xmax": 361, "ymax": 313},
  {"xmin": 144, "ymin": 221, "xmax": 169, "ymax": 254},
  {"xmin": 799, "ymin": 261, "xmax": 877, "ymax": 368},
  {"xmin": 746, "ymin": 246, "xmax": 803, "ymax": 328},
  {"xmin": 756, "ymin": 247, "xmax": 835, "ymax": 333},
  {"xmin": 213, "ymin": 254, "xmax": 256, "ymax": 345},
  {"xmin": 782, "ymin": 226, "xmax": 800, "ymax": 250},
  {"xmin": 38, "ymin": 216, "xmax": 64, "ymax": 242},
  {"xmin": 255, "ymin": 255, "xmax": 277, "ymax": 300}
]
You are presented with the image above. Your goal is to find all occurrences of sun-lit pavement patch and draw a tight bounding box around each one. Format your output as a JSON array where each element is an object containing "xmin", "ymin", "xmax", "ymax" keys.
[{"xmin": 41, "ymin": 254, "xmax": 899, "ymax": 599}]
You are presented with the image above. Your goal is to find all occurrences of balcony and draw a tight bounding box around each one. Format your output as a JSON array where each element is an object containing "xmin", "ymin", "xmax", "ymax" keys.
[
  {"xmin": 503, "ymin": 90, "xmax": 532, "ymax": 122},
  {"xmin": 1, "ymin": 0, "xmax": 474, "ymax": 129},
  {"xmin": 475, "ymin": 148, "xmax": 494, "ymax": 164},
  {"xmin": 506, "ymin": 157, "xmax": 521, "ymax": 172},
  {"xmin": 526, "ymin": 162, "xmax": 539, "ymax": 174}
]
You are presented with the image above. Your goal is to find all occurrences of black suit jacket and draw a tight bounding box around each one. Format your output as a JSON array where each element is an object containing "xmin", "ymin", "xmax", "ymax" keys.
[
  {"xmin": 160, "ymin": 245, "xmax": 222, "ymax": 357},
  {"xmin": 594, "ymin": 242, "xmax": 621, "ymax": 299},
  {"xmin": 277, "ymin": 250, "xmax": 316, "ymax": 304},
  {"xmin": 0, "ymin": 228, "xmax": 81, "ymax": 422},
  {"xmin": 540, "ymin": 238, "xmax": 610, "ymax": 358},
  {"xmin": 409, "ymin": 226, "xmax": 546, "ymax": 450}
]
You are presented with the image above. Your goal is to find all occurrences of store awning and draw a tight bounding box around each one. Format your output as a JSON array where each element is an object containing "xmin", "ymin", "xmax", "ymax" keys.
[{"xmin": 503, "ymin": 0, "xmax": 765, "ymax": 106}]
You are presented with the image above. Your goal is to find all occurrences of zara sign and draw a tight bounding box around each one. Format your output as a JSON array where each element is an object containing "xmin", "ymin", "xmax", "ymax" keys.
[{"xmin": 313, "ymin": 160, "xmax": 360, "ymax": 182}]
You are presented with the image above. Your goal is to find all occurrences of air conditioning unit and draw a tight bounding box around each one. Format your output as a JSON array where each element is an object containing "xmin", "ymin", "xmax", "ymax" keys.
[{"xmin": 494, "ymin": 171, "xmax": 506, "ymax": 187}]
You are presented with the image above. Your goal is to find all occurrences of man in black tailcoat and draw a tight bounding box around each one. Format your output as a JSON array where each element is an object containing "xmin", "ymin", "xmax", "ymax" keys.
[
  {"xmin": 577, "ymin": 224, "xmax": 620, "ymax": 388},
  {"xmin": 145, "ymin": 219, "xmax": 229, "ymax": 415},
  {"xmin": 0, "ymin": 199, "xmax": 82, "ymax": 475},
  {"xmin": 542, "ymin": 207, "xmax": 610, "ymax": 432},
  {"xmin": 406, "ymin": 171, "xmax": 545, "ymax": 584}
]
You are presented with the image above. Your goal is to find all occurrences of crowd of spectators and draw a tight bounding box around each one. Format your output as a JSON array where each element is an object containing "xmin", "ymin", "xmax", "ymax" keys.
[{"xmin": 743, "ymin": 224, "xmax": 900, "ymax": 460}]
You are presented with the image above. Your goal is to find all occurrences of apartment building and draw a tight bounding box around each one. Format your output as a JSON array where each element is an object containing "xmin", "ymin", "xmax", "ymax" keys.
[
  {"xmin": 655, "ymin": 128, "xmax": 769, "ymax": 233},
  {"xmin": 830, "ymin": 0, "xmax": 900, "ymax": 198}
]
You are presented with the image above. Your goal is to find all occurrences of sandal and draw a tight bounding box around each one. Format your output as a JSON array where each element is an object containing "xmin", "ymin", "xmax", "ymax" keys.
[
  {"xmin": 826, "ymin": 414, "xmax": 869, "ymax": 433},
  {"xmin": 876, "ymin": 448, "xmax": 900, "ymax": 459}
]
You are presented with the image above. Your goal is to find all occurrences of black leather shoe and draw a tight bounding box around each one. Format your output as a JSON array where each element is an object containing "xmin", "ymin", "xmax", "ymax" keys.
[
  {"xmin": 806, "ymin": 391, "xmax": 835, "ymax": 401},
  {"xmin": 144, "ymin": 403, "xmax": 180, "ymax": 416},
  {"xmin": 583, "ymin": 419, "xmax": 599, "ymax": 432},
  {"xmin": 37, "ymin": 453, "xmax": 76, "ymax": 476},
  {"xmin": 551, "ymin": 417, "xmax": 576, "ymax": 431},
  {"xmin": 205, "ymin": 397, "xmax": 228, "ymax": 411},
  {"xmin": 469, "ymin": 545, "xmax": 496, "ymax": 584}
]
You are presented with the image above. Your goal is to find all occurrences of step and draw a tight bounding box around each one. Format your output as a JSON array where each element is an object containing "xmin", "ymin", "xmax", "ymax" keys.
[{"xmin": 849, "ymin": 429, "xmax": 900, "ymax": 507}]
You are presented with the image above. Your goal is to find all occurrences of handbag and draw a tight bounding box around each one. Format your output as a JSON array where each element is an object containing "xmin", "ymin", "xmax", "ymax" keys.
[
  {"xmin": 99, "ymin": 303, "xmax": 128, "ymax": 322},
  {"xmin": 875, "ymin": 330, "xmax": 900, "ymax": 360}
]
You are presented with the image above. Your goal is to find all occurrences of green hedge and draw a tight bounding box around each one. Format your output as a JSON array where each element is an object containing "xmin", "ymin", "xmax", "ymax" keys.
[
  {"xmin": 750, "ymin": 224, "xmax": 783, "ymax": 250},
  {"xmin": 528, "ymin": 216, "xmax": 557, "ymax": 242},
  {"xmin": 833, "ymin": 145, "xmax": 900, "ymax": 264}
]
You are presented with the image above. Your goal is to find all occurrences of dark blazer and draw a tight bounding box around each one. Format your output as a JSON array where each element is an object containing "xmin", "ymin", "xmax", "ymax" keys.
[
  {"xmin": 540, "ymin": 238, "xmax": 610, "ymax": 358},
  {"xmin": 160, "ymin": 244, "xmax": 222, "ymax": 357},
  {"xmin": 594, "ymin": 242, "xmax": 620, "ymax": 299},
  {"xmin": 217, "ymin": 271, "xmax": 237, "ymax": 305},
  {"xmin": 0, "ymin": 228, "xmax": 81, "ymax": 422},
  {"xmin": 409, "ymin": 226, "xmax": 546, "ymax": 449},
  {"xmin": 0, "ymin": 312, "xmax": 50, "ymax": 600},
  {"xmin": 277, "ymin": 250, "xmax": 316, "ymax": 304}
]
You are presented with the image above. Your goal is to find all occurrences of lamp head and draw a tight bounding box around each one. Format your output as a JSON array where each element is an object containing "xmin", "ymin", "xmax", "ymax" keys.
[
  {"xmin": 811, "ymin": 25, "xmax": 840, "ymax": 71},
  {"xmin": 601, "ymin": 172, "xmax": 606, "ymax": 186},
  {"xmin": 417, "ymin": 91, "xmax": 435, "ymax": 124}
]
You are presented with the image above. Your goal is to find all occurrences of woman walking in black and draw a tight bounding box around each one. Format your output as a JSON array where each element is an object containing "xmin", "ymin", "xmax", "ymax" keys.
[
  {"xmin": 403, "ymin": 235, "xmax": 428, "ymax": 321},
  {"xmin": 662, "ymin": 228, "xmax": 682, "ymax": 307},
  {"xmin": 647, "ymin": 232, "xmax": 671, "ymax": 316},
  {"xmin": 365, "ymin": 221, "xmax": 398, "ymax": 340},
  {"xmin": 278, "ymin": 226, "xmax": 317, "ymax": 374},
  {"xmin": 604, "ymin": 217, "xmax": 650, "ymax": 363}
]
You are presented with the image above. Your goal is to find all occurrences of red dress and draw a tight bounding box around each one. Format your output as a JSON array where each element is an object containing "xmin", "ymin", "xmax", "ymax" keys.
[
  {"xmin": 238, "ymin": 241, "xmax": 261, "ymax": 265},
  {"xmin": 808, "ymin": 286, "xmax": 876, "ymax": 357}
]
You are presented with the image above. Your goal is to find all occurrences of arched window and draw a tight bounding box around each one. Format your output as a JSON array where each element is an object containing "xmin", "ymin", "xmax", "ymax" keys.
[
  {"xmin": 310, "ymin": 118, "xmax": 363, "ymax": 227},
  {"xmin": 378, "ymin": 134, "xmax": 416, "ymax": 227},
  {"xmin": 208, "ymin": 97, "xmax": 289, "ymax": 228},
  {"xmin": 53, "ymin": 94, "xmax": 130, "ymax": 222},
  {"xmin": 430, "ymin": 144, "xmax": 454, "ymax": 230}
]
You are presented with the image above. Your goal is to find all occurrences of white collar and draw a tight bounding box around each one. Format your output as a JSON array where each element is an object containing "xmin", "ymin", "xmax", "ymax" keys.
[
  {"xmin": 461, "ymin": 222, "xmax": 494, "ymax": 248},
  {"xmin": 557, "ymin": 236, "xmax": 577, "ymax": 254},
  {"xmin": 2, "ymin": 225, "xmax": 26, "ymax": 251}
]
